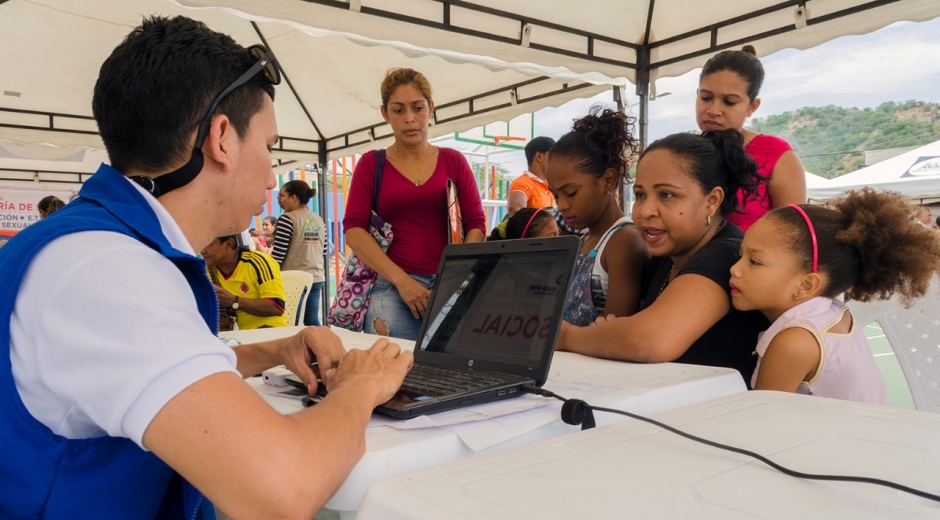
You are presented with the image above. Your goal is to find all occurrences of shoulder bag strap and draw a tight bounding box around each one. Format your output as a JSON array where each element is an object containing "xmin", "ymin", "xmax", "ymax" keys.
[{"xmin": 372, "ymin": 149, "xmax": 386, "ymax": 212}]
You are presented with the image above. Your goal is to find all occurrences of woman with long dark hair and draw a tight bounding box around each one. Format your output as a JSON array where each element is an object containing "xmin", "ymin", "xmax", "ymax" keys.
[
  {"xmin": 696, "ymin": 45, "xmax": 806, "ymax": 230},
  {"xmin": 556, "ymin": 130, "xmax": 772, "ymax": 385}
]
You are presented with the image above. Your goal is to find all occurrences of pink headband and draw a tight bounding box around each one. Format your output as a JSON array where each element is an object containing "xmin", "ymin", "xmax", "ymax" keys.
[
  {"xmin": 786, "ymin": 204, "xmax": 818, "ymax": 273},
  {"xmin": 521, "ymin": 208, "xmax": 543, "ymax": 238}
]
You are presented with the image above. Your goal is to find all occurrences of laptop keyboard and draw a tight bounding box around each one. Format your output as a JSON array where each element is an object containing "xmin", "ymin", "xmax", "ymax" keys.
[{"xmin": 402, "ymin": 364, "xmax": 507, "ymax": 397}]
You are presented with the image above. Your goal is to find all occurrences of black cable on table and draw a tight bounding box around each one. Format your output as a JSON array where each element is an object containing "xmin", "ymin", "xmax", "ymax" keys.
[{"xmin": 520, "ymin": 384, "xmax": 940, "ymax": 503}]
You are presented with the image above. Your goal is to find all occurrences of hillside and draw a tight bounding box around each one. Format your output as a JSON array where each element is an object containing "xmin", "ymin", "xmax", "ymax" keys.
[{"xmin": 747, "ymin": 101, "xmax": 940, "ymax": 178}]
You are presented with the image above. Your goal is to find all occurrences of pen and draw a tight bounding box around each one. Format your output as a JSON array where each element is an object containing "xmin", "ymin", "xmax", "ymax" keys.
[{"xmin": 302, "ymin": 397, "xmax": 319, "ymax": 408}]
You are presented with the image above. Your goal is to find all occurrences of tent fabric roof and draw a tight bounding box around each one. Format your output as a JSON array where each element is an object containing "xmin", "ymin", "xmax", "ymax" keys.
[
  {"xmin": 2, "ymin": 0, "xmax": 939, "ymax": 166},
  {"xmin": 183, "ymin": 0, "xmax": 940, "ymax": 95},
  {"xmin": 807, "ymin": 140, "xmax": 940, "ymax": 201},
  {"xmin": 0, "ymin": 0, "xmax": 612, "ymax": 162},
  {"xmin": 804, "ymin": 171, "xmax": 830, "ymax": 189}
]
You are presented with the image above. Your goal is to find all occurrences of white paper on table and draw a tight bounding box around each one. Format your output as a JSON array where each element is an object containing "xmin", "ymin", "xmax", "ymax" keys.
[
  {"xmin": 252, "ymin": 381, "xmax": 308, "ymax": 414},
  {"xmin": 441, "ymin": 402, "xmax": 560, "ymax": 451},
  {"xmin": 385, "ymin": 395, "xmax": 553, "ymax": 431},
  {"xmin": 542, "ymin": 379, "xmax": 648, "ymax": 407},
  {"xmin": 379, "ymin": 380, "xmax": 649, "ymax": 452},
  {"xmin": 253, "ymin": 380, "xmax": 406, "ymax": 427},
  {"xmin": 366, "ymin": 414, "xmax": 402, "ymax": 428},
  {"xmin": 444, "ymin": 382, "xmax": 648, "ymax": 451}
]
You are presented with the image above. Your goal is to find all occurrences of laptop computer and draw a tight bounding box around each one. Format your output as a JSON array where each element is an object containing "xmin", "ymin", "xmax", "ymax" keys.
[{"xmin": 289, "ymin": 235, "xmax": 579, "ymax": 419}]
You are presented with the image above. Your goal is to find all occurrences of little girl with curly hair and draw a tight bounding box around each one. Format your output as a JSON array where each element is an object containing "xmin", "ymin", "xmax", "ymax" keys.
[{"xmin": 730, "ymin": 188, "xmax": 940, "ymax": 403}]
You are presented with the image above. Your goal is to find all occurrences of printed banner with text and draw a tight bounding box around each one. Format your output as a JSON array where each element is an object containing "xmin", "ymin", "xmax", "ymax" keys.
[{"xmin": 0, "ymin": 188, "xmax": 75, "ymax": 237}]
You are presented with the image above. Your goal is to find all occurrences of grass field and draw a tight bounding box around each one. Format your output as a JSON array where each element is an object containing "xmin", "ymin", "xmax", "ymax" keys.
[{"xmin": 866, "ymin": 322, "xmax": 915, "ymax": 409}]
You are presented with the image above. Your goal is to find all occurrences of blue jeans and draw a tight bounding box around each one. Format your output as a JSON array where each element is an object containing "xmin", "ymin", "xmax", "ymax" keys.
[
  {"xmin": 364, "ymin": 273, "xmax": 435, "ymax": 340},
  {"xmin": 303, "ymin": 281, "xmax": 324, "ymax": 327}
]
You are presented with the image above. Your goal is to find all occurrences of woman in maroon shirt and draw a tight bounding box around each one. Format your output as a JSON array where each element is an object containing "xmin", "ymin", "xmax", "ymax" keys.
[{"xmin": 344, "ymin": 68, "xmax": 486, "ymax": 340}]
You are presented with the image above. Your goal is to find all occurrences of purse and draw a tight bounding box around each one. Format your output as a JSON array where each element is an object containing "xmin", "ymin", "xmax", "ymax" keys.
[{"xmin": 327, "ymin": 149, "xmax": 393, "ymax": 331}]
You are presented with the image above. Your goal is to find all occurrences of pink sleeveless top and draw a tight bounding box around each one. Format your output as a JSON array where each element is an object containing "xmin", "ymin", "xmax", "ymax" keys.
[
  {"xmin": 751, "ymin": 297, "xmax": 890, "ymax": 405},
  {"xmin": 726, "ymin": 134, "xmax": 792, "ymax": 231}
]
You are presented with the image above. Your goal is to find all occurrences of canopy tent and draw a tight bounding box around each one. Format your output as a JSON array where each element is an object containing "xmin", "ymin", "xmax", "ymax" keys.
[
  {"xmin": 2, "ymin": 0, "xmax": 939, "ymax": 171},
  {"xmin": 180, "ymin": 0, "xmax": 940, "ymax": 146},
  {"xmin": 807, "ymin": 139, "xmax": 940, "ymax": 202},
  {"xmin": 805, "ymin": 171, "xmax": 830, "ymax": 191},
  {"xmin": 0, "ymin": 0, "xmax": 616, "ymax": 170}
]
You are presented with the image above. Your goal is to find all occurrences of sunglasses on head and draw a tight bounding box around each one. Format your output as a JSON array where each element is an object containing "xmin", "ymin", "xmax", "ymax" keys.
[
  {"xmin": 132, "ymin": 44, "xmax": 281, "ymax": 197},
  {"xmin": 194, "ymin": 44, "xmax": 281, "ymax": 149}
]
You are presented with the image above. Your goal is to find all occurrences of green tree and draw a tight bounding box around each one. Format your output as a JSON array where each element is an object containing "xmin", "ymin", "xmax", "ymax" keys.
[{"xmin": 748, "ymin": 101, "xmax": 940, "ymax": 178}]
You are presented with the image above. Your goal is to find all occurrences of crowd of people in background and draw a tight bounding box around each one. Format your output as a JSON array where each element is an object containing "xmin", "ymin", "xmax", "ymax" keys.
[{"xmin": 15, "ymin": 46, "xmax": 940, "ymax": 368}]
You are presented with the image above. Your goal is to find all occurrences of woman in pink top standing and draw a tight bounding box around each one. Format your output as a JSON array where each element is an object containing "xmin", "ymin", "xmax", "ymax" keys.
[
  {"xmin": 344, "ymin": 68, "xmax": 486, "ymax": 340},
  {"xmin": 697, "ymin": 45, "xmax": 806, "ymax": 230}
]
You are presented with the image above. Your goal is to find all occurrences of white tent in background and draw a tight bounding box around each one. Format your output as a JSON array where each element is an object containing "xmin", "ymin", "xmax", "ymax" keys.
[
  {"xmin": 807, "ymin": 140, "xmax": 940, "ymax": 202},
  {"xmin": 0, "ymin": 140, "xmax": 107, "ymax": 190},
  {"xmin": 2, "ymin": 0, "xmax": 939, "ymax": 168},
  {"xmin": 805, "ymin": 171, "xmax": 830, "ymax": 191}
]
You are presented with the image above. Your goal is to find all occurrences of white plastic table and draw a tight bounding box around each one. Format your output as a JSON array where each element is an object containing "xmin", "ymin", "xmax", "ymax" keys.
[
  {"xmin": 358, "ymin": 391, "xmax": 940, "ymax": 519},
  {"xmin": 224, "ymin": 326, "xmax": 747, "ymax": 518}
]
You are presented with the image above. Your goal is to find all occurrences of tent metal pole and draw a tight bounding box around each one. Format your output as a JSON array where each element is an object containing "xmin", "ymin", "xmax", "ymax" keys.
[
  {"xmin": 638, "ymin": 89, "xmax": 648, "ymax": 150},
  {"xmin": 613, "ymin": 85, "xmax": 630, "ymax": 211},
  {"xmin": 252, "ymin": 22, "xmax": 326, "ymax": 142},
  {"xmin": 633, "ymin": 0, "xmax": 655, "ymax": 213},
  {"xmin": 633, "ymin": 44, "xmax": 650, "ymax": 212},
  {"xmin": 318, "ymin": 140, "xmax": 330, "ymax": 327}
]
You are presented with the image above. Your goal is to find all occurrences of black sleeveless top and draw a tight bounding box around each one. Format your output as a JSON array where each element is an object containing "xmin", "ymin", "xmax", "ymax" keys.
[{"xmin": 639, "ymin": 223, "xmax": 770, "ymax": 387}]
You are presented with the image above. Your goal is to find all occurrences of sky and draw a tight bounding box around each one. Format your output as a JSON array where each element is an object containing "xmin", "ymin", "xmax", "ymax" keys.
[{"xmin": 448, "ymin": 16, "xmax": 940, "ymax": 176}]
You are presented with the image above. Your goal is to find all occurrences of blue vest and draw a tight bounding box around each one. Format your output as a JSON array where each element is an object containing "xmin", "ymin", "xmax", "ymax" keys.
[{"xmin": 0, "ymin": 164, "xmax": 216, "ymax": 519}]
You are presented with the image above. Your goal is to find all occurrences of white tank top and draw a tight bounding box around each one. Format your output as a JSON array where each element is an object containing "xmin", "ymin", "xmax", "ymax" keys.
[
  {"xmin": 751, "ymin": 297, "xmax": 890, "ymax": 405},
  {"xmin": 589, "ymin": 216, "xmax": 634, "ymax": 312}
]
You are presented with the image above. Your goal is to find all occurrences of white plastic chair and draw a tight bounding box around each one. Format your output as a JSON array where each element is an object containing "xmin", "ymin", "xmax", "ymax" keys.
[
  {"xmin": 847, "ymin": 287, "xmax": 940, "ymax": 413},
  {"xmin": 280, "ymin": 270, "xmax": 314, "ymax": 327}
]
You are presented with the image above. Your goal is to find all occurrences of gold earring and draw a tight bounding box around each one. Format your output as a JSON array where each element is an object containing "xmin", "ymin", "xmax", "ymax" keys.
[
  {"xmin": 794, "ymin": 294, "xmax": 800, "ymax": 301},
  {"xmin": 706, "ymin": 215, "xmax": 711, "ymax": 226}
]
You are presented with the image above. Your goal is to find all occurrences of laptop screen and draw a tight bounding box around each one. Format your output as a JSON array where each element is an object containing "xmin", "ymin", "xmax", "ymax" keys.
[{"xmin": 415, "ymin": 247, "xmax": 571, "ymax": 367}]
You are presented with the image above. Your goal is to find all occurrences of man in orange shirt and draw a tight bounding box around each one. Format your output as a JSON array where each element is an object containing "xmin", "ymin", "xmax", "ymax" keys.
[{"xmin": 507, "ymin": 136, "xmax": 555, "ymax": 216}]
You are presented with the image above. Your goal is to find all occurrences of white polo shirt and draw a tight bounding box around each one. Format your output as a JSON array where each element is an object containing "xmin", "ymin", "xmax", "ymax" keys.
[{"xmin": 9, "ymin": 177, "xmax": 238, "ymax": 448}]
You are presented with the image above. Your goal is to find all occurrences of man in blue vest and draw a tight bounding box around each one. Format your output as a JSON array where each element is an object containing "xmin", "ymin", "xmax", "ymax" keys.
[{"xmin": 0, "ymin": 16, "xmax": 412, "ymax": 520}]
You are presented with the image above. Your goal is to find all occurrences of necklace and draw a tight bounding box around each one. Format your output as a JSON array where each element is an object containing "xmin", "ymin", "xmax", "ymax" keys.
[
  {"xmin": 657, "ymin": 219, "xmax": 726, "ymax": 297},
  {"xmin": 658, "ymin": 263, "xmax": 677, "ymax": 297},
  {"xmin": 715, "ymin": 218, "xmax": 728, "ymax": 234},
  {"xmin": 394, "ymin": 144, "xmax": 432, "ymax": 186}
]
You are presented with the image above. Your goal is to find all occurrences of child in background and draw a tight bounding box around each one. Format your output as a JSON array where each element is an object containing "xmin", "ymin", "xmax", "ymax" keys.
[
  {"xmin": 548, "ymin": 106, "xmax": 649, "ymax": 325},
  {"xmin": 37, "ymin": 196, "xmax": 65, "ymax": 219},
  {"xmin": 730, "ymin": 188, "xmax": 940, "ymax": 404},
  {"xmin": 487, "ymin": 207, "xmax": 559, "ymax": 240},
  {"xmin": 550, "ymin": 208, "xmax": 583, "ymax": 237},
  {"xmin": 258, "ymin": 215, "xmax": 276, "ymax": 254}
]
